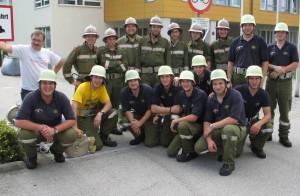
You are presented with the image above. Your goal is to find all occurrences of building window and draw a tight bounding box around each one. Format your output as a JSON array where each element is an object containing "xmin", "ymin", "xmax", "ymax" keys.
[
  {"xmin": 58, "ymin": 0, "xmax": 101, "ymax": 6},
  {"xmin": 35, "ymin": 0, "xmax": 49, "ymax": 8},
  {"xmin": 257, "ymin": 30, "xmax": 274, "ymax": 44},
  {"xmin": 36, "ymin": 27, "xmax": 51, "ymax": 48},
  {"xmin": 0, "ymin": 0, "xmax": 12, "ymax": 5},
  {"xmin": 260, "ymin": 0, "xmax": 276, "ymax": 11},
  {"xmin": 213, "ymin": 0, "xmax": 241, "ymax": 7},
  {"xmin": 145, "ymin": 0, "xmax": 155, "ymax": 2},
  {"xmin": 280, "ymin": 0, "xmax": 298, "ymax": 13}
]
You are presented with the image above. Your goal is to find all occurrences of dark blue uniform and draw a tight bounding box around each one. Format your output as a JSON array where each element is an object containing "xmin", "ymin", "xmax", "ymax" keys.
[{"xmin": 194, "ymin": 70, "xmax": 212, "ymax": 96}]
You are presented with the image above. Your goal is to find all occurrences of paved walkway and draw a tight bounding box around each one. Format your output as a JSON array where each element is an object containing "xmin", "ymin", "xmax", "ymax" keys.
[{"xmin": 1, "ymin": 72, "xmax": 300, "ymax": 196}]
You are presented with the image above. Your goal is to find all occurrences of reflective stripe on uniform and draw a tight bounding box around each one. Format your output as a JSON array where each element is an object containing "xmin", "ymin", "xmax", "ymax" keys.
[
  {"xmin": 279, "ymin": 120, "xmax": 290, "ymax": 126},
  {"xmin": 179, "ymin": 134, "xmax": 193, "ymax": 140},
  {"xmin": 261, "ymin": 128, "xmax": 273, "ymax": 134},
  {"xmin": 104, "ymin": 54, "xmax": 122, "ymax": 59},
  {"xmin": 18, "ymin": 138, "xmax": 37, "ymax": 144},
  {"xmin": 141, "ymin": 46, "xmax": 165, "ymax": 52},
  {"xmin": 188, "ymin": 49, "xmax": 203, "ymax": 54},
  {"xmin": 214, "ymin": 47, "xmax": 230, "ymax": 54},
  {"xmin": 60, "ymin": 142, "xmax": 74, "ymax": 147},
  {"xmin": 221, "ymin": 134, "xmax": 238, "ymax": 141},
  {"xmin": 77, "ymin": 54, "xmax": 97, "ymax": 60},
  {"xmin": 120, "ymin": 64, "xmax": 126, "ymax": 72},
  {"xmin": 171, "ymin": 50, "xmax": 184, "ymax": 55},
  {"xmin": 64, "ymin": 73, "xmax": 72, "ymax": 78},
  {"xmin": 108, "ymin": 110, "xmax": 118, "ymax": 119},
  {"xmin": 105, "ymin": 60, "xmax": 110, "ymax": 69},
  {"xmin": 119, "ymin": 44, "xmax": 139, "ymax": 48}
]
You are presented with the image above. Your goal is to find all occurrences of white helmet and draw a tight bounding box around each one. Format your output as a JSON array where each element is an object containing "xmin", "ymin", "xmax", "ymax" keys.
[
  {"xmin": 124, "ymin": 17, "xmax": 138, "ymax": 28},
  {"xmin": 102, "ymin": 28, "xmax": 118, "ymax": 42},
  {"xmin": 188, "ymin": 23, "xmax": 203, "ymax": 34},
  {"xmin": 82, "ymin": 24, "xmax": 99, "ymax": 38},
  {"xmin": 149, "ymin": 15, "xmax": 163, "ymax": 27},
  {"xmin": 217, "ymin": 18, "xmax": 230, "ymax": 29},
  {"xmin": 167, "ymin": 22, "xmax": 182, "ymax": 35}
]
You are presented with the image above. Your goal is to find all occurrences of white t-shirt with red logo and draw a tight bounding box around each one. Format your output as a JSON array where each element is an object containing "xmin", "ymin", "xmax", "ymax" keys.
[{"xmin": 12, "ymin": 45, "xmax": 61, "ymax": 91}]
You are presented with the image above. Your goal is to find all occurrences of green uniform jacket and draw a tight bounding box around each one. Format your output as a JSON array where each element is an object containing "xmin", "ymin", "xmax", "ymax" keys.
[
  {"xmin": 136, "ymin": 34, "xmax": 171, "ymax": 68},
  {"xmin": 210, "ymin": 37, "xmax": 233, "ymax": 70},
  {"xmin": 117, "ymin": 34, "xmax": 141, "ymax": 69},
  {"xmin": 187, "ymin": 39, "xmax": 211, "ymax": 66},
  {"xmin": 170, "ymin": 40, "xmax": 189, "ymax": 69},
  {"xmin": 63, "ymin": 42, "xmax": 99, "ymax": 84},
  {"xmin": 97, "ymin": 46, "xmax": 128, "ymax": 74}
]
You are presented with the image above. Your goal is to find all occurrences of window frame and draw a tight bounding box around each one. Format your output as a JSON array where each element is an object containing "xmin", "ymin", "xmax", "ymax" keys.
[
  {"xmin": 35, "ymin": 0, "xmax": 50, "ymax": 8},
  {"xmin": 58, "ymin": 0, "xmax": 101, "ymax": 7}
]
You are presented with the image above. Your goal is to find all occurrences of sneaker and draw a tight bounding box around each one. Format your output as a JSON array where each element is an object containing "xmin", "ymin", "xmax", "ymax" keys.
[
  {"xmin": 50, "ymin": 146, "xmax": 65, "ymax": 163},
  {"xmin": 279, "ymin": 137, "xmax": 292, "ymax": 147},
  {"xmin": 26, "ymin": 155, "xmax": 37, "ymax": 169},
  {"xmin": 176, "ymin": 152, "xmax": 197, "ymax": 162},
  {"xmin": 219, "ymin": 164, "xmax": 235, "ymax": 176},
  {"xmin": 251, "ymin": 146, "xmax": 266, "ymax": 159}
]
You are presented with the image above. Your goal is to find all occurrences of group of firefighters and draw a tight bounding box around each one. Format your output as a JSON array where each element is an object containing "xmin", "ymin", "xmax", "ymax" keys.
[{"xmin": 3, "ymin": 13, "xmax": 298, "ymax": 176}]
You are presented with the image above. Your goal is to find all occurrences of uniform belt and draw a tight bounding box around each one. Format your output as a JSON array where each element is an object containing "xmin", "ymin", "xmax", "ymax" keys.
[
  {"xmin": 216, "ymin": 64, "xmax": 227, "ymax": 70},
  {"xmin": 106, "ymin": 73, "xmax": 123, "ymax": 80},
  {"xmin": 141, "ymin": 66, "xmax": 160, "ymax": 74},
  {"xmin": 278, "ymin": 72, "xmax": 292, "ymax": 80},
  {"xmin": 246, "ymin": 113, "xmax": 259, "ymax": 123},
  {"xmin": 234, "ymin": 67, "xmax": 247, "ymax": 75}
]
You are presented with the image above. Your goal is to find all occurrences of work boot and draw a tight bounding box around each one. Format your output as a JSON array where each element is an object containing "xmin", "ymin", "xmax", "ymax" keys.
[
  {"xmin": 129, "ymin": 137, "xmax": 143, "ymax": 145},
  {"xmin": 279, "ymin": 137, "xmax": 292, "ymax": 147},
  {"xmin": 50, "ymin": 146, "xmax": 65, "ymax": 163},
  {"xmin": 217, "ymin": 155, "xmax": 223, "ymax": 162},
  {"xmin": 267, "ymin": 135, "xmax": 272, "ymax": 141},
  {"xmin": 251, "ymin": 145, "xmax": 266, "ymax": 159},
  {"xmin": 176, "ymin": 152, "xmax": 197, "ymax": 162},
  {"xmin": 219, "ymin": 164, "xmax": 235, "ymax": 176},
  {"xmin": 100, "ymin": 133, "xmax": 117, "ymax": 147},
  {"xmin": 26, "ymin": 155, "xmax": 37, "ymax": 169},
  {"xmin": 111, "ymin": 127, "xmax": 123, "ymax": 135}
]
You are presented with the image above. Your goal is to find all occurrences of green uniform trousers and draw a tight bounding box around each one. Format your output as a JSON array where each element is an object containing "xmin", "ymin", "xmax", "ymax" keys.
[
  {"xmin": 266, "ymin": 78, "xmax": 292, "ymax": 138},
  {"xmin": 140, "ymin": 73, "xmax": 159, "ymax": 87},
  {"xmin": 167, "ymin": 122, "xmax": 202, "ymax": 157},
  {"xmin": 232, "ymin": 72, "xmax": 247, "ymax": 87},
  {"xmin": 18, "ymin": 128, "xmax": 77, "ymax": 159},
  {"xmin": 119, "ymin": 111, "xmax": 160, "ymax": 147},
  {"xmin": 77, "ymin": 108, "xmax": 118, "ymax": 150},
  {"xmin": 106, "ymin": 77, "xmax": 125, "ymax": 109},
  {"xmin": 194, "ymin": 125, "xmax": 246, "ymax": 165},
  {"xmin": 246, "ymin": 120, "xmax": 273, "ymax": 150},
  {"xmin": 157, "ymin": 117, "xmax": 176, "ymax": 147}
]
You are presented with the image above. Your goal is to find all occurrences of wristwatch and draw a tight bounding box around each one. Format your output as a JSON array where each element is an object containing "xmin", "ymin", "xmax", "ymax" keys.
[
  {"xmin": 209, "ymin": 123, "xmax": 214, "ymax": 129},
  {"xmin": 54, "ymin": 127, "xmax": 59, "ymax": 134},
  {"xmin": 99, "ymin": 110, "xmax": 105, "ymax": 115}
]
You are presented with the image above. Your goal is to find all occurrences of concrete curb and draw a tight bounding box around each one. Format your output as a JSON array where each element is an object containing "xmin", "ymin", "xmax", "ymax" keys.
[{"xmin": 0, "ymin": 161, "xmax": 24, "ymax": 173}]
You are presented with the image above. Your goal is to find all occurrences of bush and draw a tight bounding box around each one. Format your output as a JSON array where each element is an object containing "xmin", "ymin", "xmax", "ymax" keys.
[{"xmin": 0, "ymin": 120, "xmax": 24, "ymax": 164}]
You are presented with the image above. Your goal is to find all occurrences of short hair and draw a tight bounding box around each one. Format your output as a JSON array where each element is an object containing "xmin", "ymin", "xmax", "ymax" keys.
[{"xmin": 31, "ymin": 30, "xmax": 45, "ymax": 41}]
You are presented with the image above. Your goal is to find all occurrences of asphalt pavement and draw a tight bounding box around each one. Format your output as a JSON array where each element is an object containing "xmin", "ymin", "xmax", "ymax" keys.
[{"xmin": 1, "ymin": 71, "xmax": 300, "ymax": 196}]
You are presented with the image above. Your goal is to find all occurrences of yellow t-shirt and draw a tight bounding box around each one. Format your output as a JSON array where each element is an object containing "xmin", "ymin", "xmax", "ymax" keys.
[{"xmin": 72, "ymin": 82, "xmax": 110, "ymax": 111}]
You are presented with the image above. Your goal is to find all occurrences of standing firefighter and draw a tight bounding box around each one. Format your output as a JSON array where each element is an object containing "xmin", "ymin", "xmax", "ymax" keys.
[
  {"xmin": 227, "ymin": 14, "xmax": 269, "ymax": 87},
  {"xmin": 71, "ymin": 65, "xmax": 118, "ymax": 150},
  {"xmin": 136, "ymin": 15, "xmax": 171, "ymax": 86},
  {"xmin": 194, "ymin": 69, "xmax": 246, "ymax": 176},
  {"xmin": 210, "ymin": 18, "xmax": 233, "ymax": 72},
  {"xmin": 266, "ymin": 22, "xmax": 299, "ymax": 147},
  {"xmin": 15, "ymin": 70, "xmax": 77, "ymax": 169},
  {"xmin": 236, "ymin": 65, "xmax": 273, "ymax": 158},
  {"xmin": 63, "ymin": 24, "xmax": 99, "ymax": 88},
  {"xmin": 168, "ymin": 22, "xmax": 189, "ymax": 75},
  {"xmin": 117, "ymin": 17, "xmax": 141, "ymax": 71},
  {"xmin": 187, "ymin": 23, "xmax": 211, "ymax": 70}
]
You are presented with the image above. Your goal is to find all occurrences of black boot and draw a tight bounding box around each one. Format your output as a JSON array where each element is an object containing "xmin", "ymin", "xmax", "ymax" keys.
[
  {"xmin": 100, "ymin": 133, "xmax": 117, "ymax": 147},
  {"xmin": 50, "ymin": 146, "xmax": 65, "ymax": 163},
  {"xmin": 26, "ymin": 155, "xmax": 37, "ymax": 169},
  {"xmin": 129, "ymin": 134, "xmax": 144, "ymax": 145},
  {"xmin": 111, "ymin": 127, "xmax": 123, "ymax": 135},
  {"xmin": 279, "ymin": 137, "xmax": 292, "ymax": 147}
]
